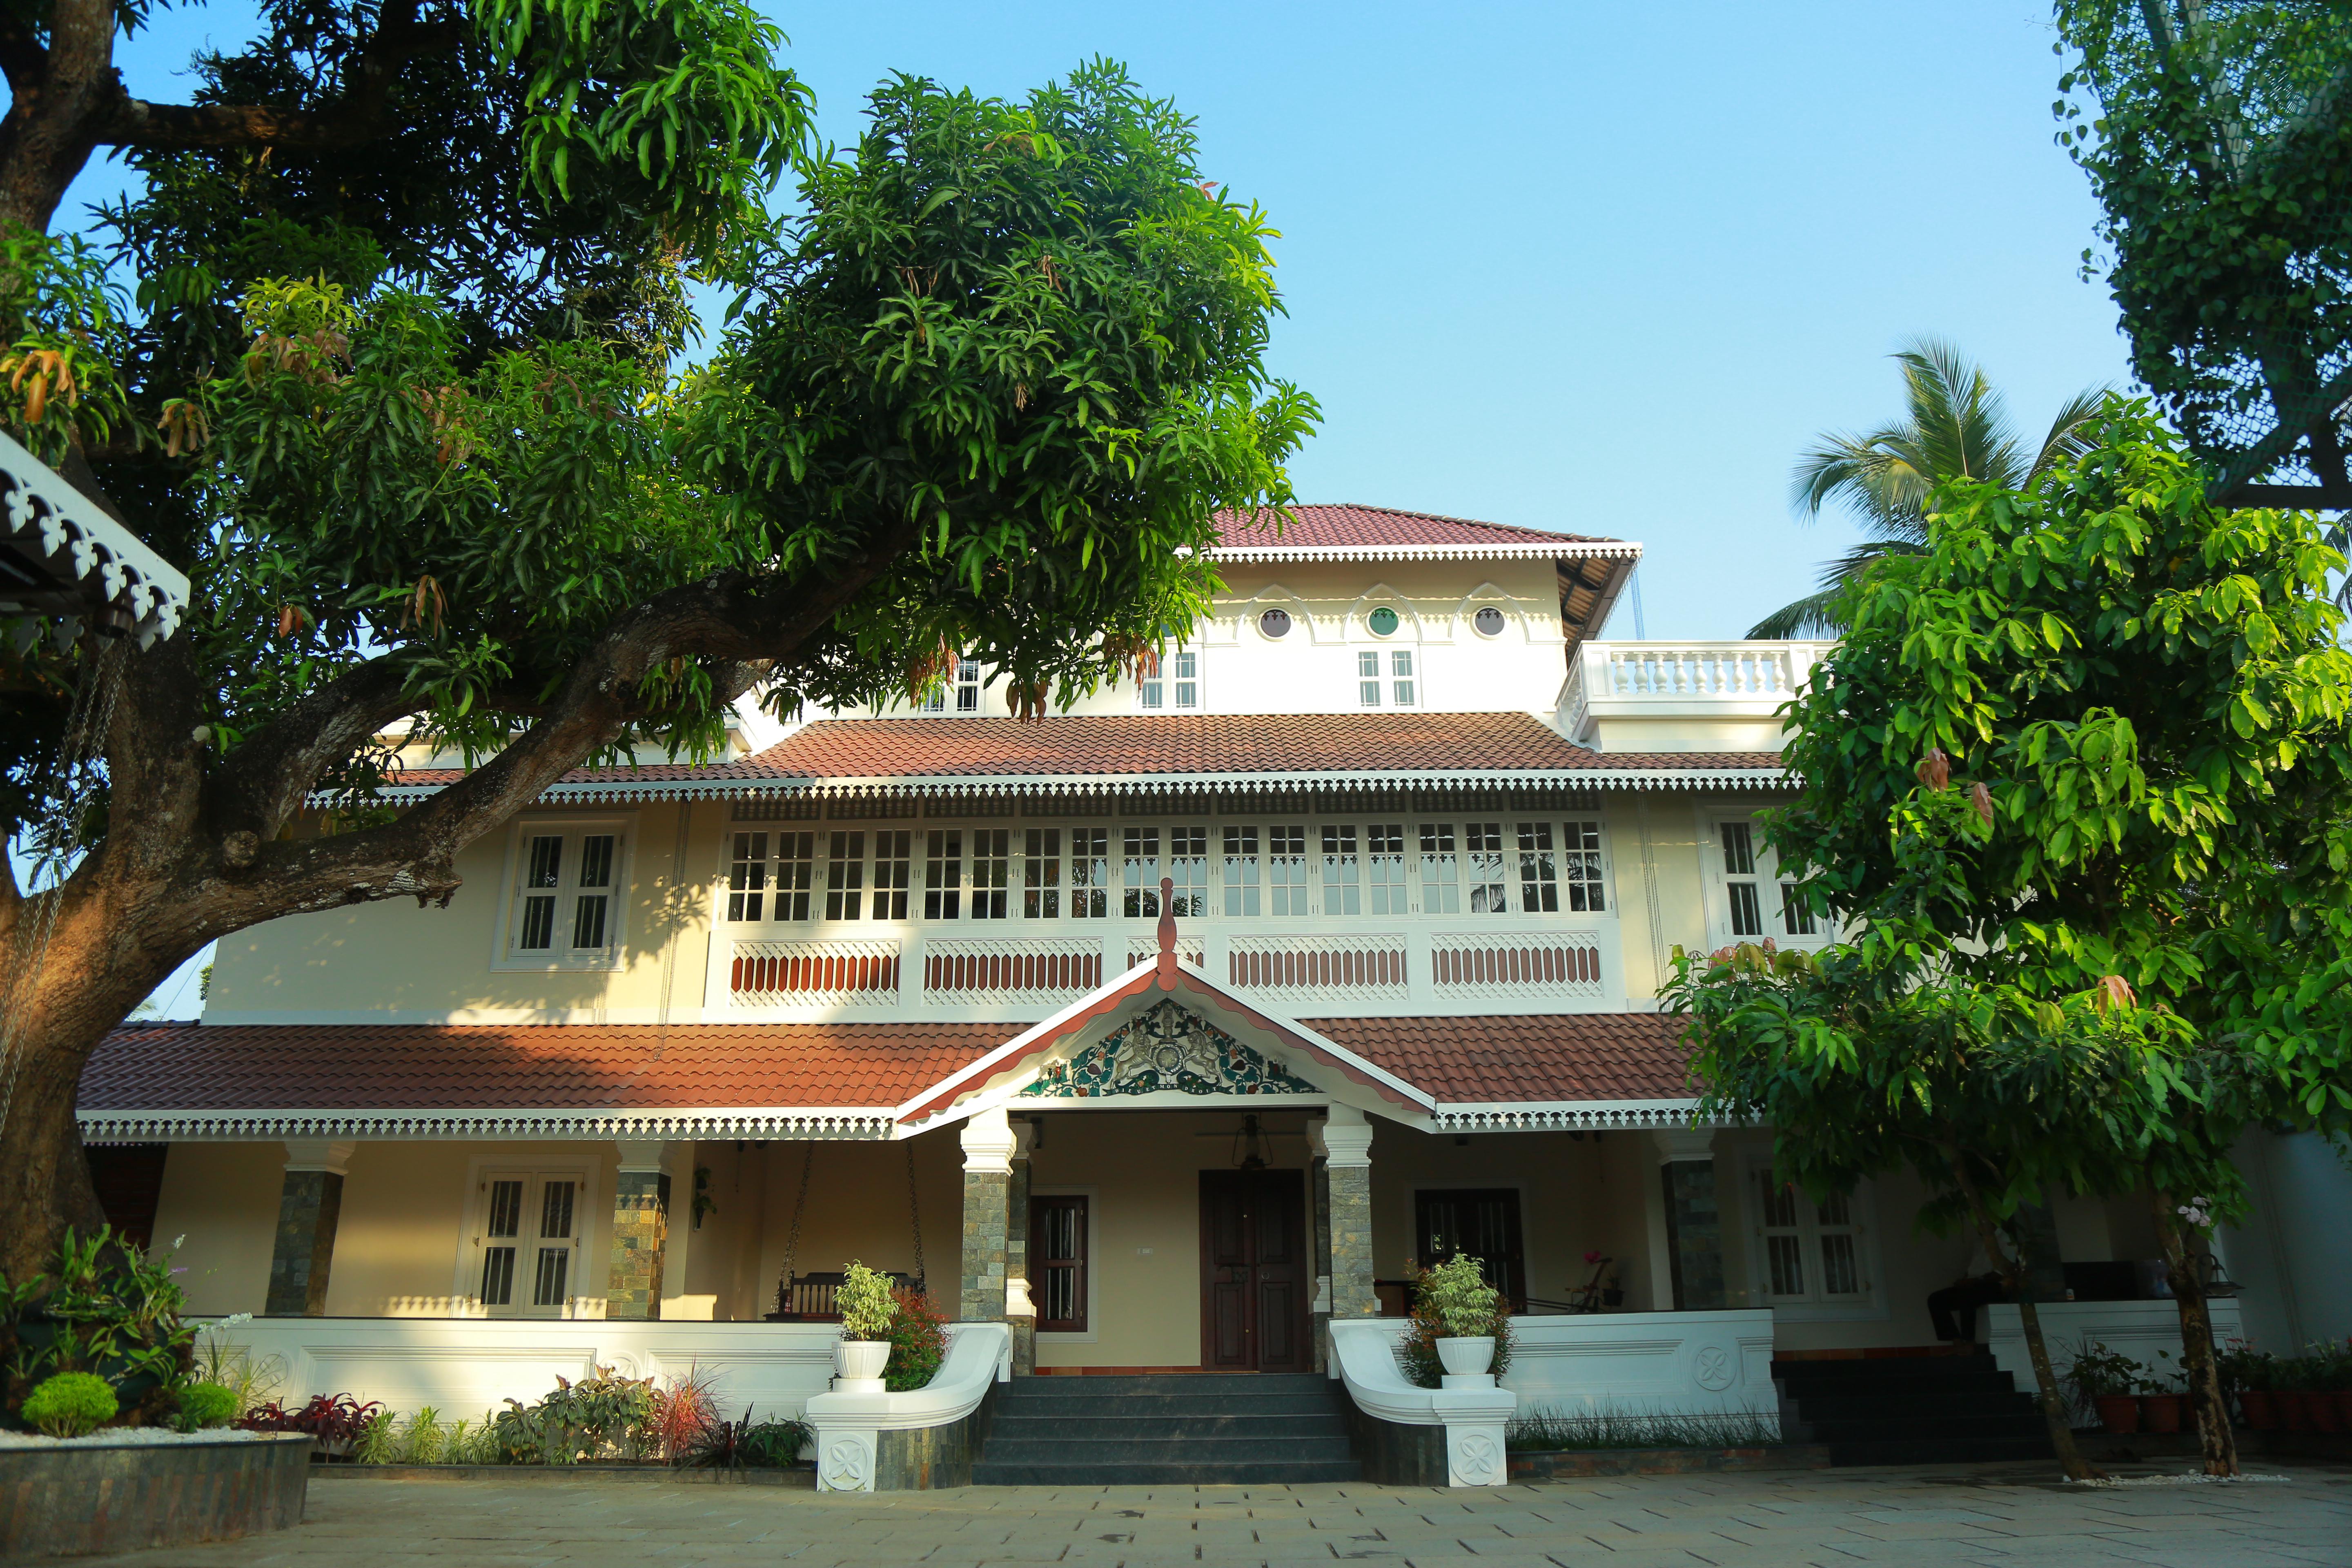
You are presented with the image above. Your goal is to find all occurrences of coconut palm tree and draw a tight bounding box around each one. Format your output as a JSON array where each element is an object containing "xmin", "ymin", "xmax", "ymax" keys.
[{"xmin": 1750, "ymin": 339, "xmax": 2108, "ymax": 638}]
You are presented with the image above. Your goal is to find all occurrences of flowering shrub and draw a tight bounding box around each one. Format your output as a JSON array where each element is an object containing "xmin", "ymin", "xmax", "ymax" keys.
[{"xmin": 883, "ymin": 1287, "xmax": 947, "ymax": 1392}]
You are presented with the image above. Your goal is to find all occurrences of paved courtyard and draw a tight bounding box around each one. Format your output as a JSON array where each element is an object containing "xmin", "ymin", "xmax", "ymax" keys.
[{"xmin": 115, "ymin": 1464, "xmax": 2350, "ymax": 1568}]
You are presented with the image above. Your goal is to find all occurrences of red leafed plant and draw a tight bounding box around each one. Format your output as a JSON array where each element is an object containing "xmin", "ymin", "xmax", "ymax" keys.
[
  {"xmin": 645, "ymin": 1364, "xmax": 721, "ymax": 1463},
  {"xmin": 883, "ymin": 1287, "xmax": 948, "ymax": 1392},
  {"xmin": 238, "ymin": 1392, "xmax": 380, "ymax": 1444}
]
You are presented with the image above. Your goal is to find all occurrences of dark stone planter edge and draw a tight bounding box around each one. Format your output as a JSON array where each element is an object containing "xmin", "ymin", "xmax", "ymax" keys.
[
  {"xmin": 311, "ymin": 1462, "xmax": 817, "ymax": 1486},
  {"xmin": 0, "ymin": 1432, "xmax": 312, "ymax": 1558},
  {"xmin": 1508, "ymin": 1443, "xmax": 1835, "ymax": 1479}
]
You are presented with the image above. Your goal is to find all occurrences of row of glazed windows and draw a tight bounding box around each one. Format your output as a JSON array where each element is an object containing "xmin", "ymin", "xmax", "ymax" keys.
[
  {"xmin": 907, "ymin": 648, "xmax": 1419, "ymax": 713},
  {"xmin": 722, "ymin": 820, "xmax": 1606, "ymax": 924}
]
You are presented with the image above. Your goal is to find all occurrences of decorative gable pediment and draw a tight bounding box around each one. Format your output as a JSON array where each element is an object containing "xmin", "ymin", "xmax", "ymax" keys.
[{"xmin": 1020, "ymin": 999, "xmax": 1319, "ymax": 1099}]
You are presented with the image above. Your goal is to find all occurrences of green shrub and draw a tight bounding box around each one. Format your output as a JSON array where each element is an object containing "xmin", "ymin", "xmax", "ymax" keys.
[
  {"xmin": 2, "ymin": 1226, "xmax": 196, "ymax": 1427},
  {"xmin": 882, "ymin": 1288, "xmax": 947, "ymax": 1392},
  {"xmin": 401, "ymin": 1406, "xmax": 445, "ymax": 1463},
  {"xmin": 837, "ymin": 1261, "xmax": 898, "ymax": 1341},
  {"xmin": 493, "ymin": 1368, "xmax": 655, "ymax": 1463},
  {"xmin": 22, "ymin": 1372, "xmax": 119, "ymax": 1438},
  {"xmin": 1417, "ymin": 1253, "xmax": 1501, "ymax": 1338},
  {"xmin": 354, "ymin": 1407, "xmax": 401, "ymax": 1463},
  {"xmin": 173, "ymin": 1383, "xmax": 241, "ymax": 1432},
  {"xmin": 1393, "ymin": 1257, "xmax": 1515, "ymax": 1390}
]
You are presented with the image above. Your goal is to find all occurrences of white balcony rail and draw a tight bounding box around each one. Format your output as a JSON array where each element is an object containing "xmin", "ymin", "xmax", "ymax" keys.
[
  {"xmin": 1559, "ymin": 639, "xmax": 1829, "ymax": 746},
  {"xmin": 732, "ymin": 939, "xmax": 901, "ymax": 1005},
  {"xmin": 1227, "ymin": 933, "xmax": 1410, "ymax": 1000},
  {"xmin": 924, "ymin": 939, "xmax": 1103, "ymax": 1002},
  {"xmin": 1125, "ymin": 936, "xmax": 1205, "ymax": 971},
  {"xmin": 1432, "ymin": 933, "xmax": 1607, "ymax": 998}
]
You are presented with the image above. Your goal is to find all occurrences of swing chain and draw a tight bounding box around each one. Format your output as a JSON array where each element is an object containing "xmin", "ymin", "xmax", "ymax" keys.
[
  {"xmin": 905, "ymin": 1141, "xmax": 926, "ymax": 1292},
  {"xmin": 773, "ymin": 1143, "xmax": 813, "ymax": 1311}
]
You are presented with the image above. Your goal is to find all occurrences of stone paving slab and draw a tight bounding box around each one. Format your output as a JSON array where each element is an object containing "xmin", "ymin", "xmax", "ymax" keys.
[{"xmin": 96, "ymin": 1463, "xmax": 2352, "ymax": 1568}]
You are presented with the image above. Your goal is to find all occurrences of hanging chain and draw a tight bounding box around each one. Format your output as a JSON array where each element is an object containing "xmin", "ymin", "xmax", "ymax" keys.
[
  {"xmin": 772, "ymin": 1143, "xmax": 814, "ymax": 1310},
  {"xmin": 904, "ymin": 1140, "xmax": 925, "ymax": 1290},
  {"xmin": 0, "ymin": 639, "xmax": 122, "ymax": 1143}
]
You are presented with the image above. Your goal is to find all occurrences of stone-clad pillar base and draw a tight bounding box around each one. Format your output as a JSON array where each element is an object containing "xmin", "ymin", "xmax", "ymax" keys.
[
  {"xmin": 960, "ymin": 1109, "xmax": 1016, "ymax": 1324},
  {"xmin": 1007, "ymin": 1119, "xmax": 1036, "ymax": 1373},
  {"xmin": 1653, "ymin": 1129, "xmax": 1724, "ymax": 1311},
  {"xmin": 1312, "ymin": 1106, "xmax": 1375, "ymax": 1353},
  {"xmin": 265, "ymin": 1140, "xmax": 353, "ymax": 1317},
  {"xmin": 607, "ymin": 1141, "xmax": 671, "ymax": 1321}
]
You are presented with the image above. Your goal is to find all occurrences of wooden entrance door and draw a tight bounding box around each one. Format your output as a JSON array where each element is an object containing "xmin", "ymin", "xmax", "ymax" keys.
[{"xmin": 1199, "ymin": 1169, "xmax": 1310, "ymax": 1372}]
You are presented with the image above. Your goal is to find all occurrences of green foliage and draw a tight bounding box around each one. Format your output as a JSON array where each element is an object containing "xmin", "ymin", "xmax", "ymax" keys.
[
  {"xmin": 1416, "ymin": 1253, "xmax": 1502, "ymax": 1339},
  {"xmin": 836, "ymin": 1261, "xmax": 898, "ymax": 1342},
  {"xmin": 190, "ymin": 1317, "xmax": 282, "ymax": 1419},
  {"xmin": 0, "ymin": 1226, "xmax": 194, "ymax": 1422},
  {"xmin": 2054, "ymin": 3, "xmax": 2352, "ymax": 488},
  {"xmin": 1754, "ymin": 339, "xmax": 2105, "ymax": 638},
  {"xmin": 21, "ymin": 1372, "xmax": 118, "ymax": 1438},
  {"xmin": 172, "ymin": 1382, "xmax": 241, "ymax": 1432},
  {"xmin": 2064, "ymin": 1341, "xmax": 2149, "ymax": 1405},
  {"xmin": 882, "ymin": 1287, "xmax": 947, "ymax": 1392},
  {"xmin": 1394, "ymin": 1258, "xmax": 1514, "ymax": 1389},
  {"xmin": 401, "ymin": 1405, "xmax": 446, "ymax": 1463},
  {"xmin": 354, "ymin": 1406, "xmax": 401, "ymax": 1463},
  {"xmin": 1506, "ymin": 1405, "xmax": 1780, "ymax": 1453},
  {"xmin": 493, "ymin": 1366, "xmax": 656, "ymax": 1463}
]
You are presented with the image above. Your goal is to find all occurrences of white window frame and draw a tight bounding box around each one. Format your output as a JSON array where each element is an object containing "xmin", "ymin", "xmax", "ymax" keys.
[
  {"xmin": 1702, "ymin": 811, "xmax": 1829, "ymax": 949},
  {"xmin": 456, "ymin": 1157, "xmax": 595, "ymax": 1319},
  {"xmin": 1029, "ymin": 1185, "xmax": 1101, "ymax": 1344},
  {"xmin": 1740, "ymin": 1156, "xmax": 1884, "ymax": 1323},
  {"xmin": 495, "ymin": 816, "xmax": 633, "ymax": 971}
]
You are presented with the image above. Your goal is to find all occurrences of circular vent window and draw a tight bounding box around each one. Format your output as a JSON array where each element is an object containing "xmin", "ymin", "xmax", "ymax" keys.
[
  {"xmin": 1473, "ymin": 606, "xmax": 1507, "ymax": 637},
  {"xmin": 1258, "ymin": 607, "xmax": 1292, "ymax": 639},
  {"xmin": 1366, "ymin": 606, "xmax": 1399, "ymax": 637}
]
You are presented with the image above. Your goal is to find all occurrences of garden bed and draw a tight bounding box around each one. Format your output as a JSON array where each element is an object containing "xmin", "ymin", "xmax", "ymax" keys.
[
  {"xmin": 311, "ymin": 1461, "xmax": 817, "ymax": 1486},
  {"xmin": 1508, "ymin": 1443, "xmax": 1833, "ymax": 1479},
  {"xmin": 0, "ymin": 1430, "xmax": 312, "ymax": 1557}
]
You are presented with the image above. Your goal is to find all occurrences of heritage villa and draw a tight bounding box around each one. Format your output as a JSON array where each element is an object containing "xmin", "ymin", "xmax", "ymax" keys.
[{"xmin": 79, "ymin": 506, "xmax": 2352, "ymax": 1488}]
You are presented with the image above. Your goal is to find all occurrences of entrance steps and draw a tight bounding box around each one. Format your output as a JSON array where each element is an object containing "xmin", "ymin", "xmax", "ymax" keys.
[
  {"xmin": 1773, "ymin": 1351, "xmax": 2053, "ymax": 1466},
  {"xmin": 971, "ymin": 1372, "xmax": 1361, "ymax": 1486}
]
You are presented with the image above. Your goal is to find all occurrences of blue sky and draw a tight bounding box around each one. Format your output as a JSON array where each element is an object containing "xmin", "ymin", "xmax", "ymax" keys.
[{"xmin": 81, "ymin": 2, "xmax": 2128, "ymax": 1014}]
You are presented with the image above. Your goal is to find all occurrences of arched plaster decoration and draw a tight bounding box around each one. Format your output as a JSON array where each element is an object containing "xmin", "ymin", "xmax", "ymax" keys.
[
  {"xmin": 1235, "ymin": 581, "xmax": 1321, "ymax": 644},
  {"xmin": 1342, "ymin": 583, "xmax": 1431, "ymax": 644},
  {"xmin": 1451, "ymin": 581, "xmax": 1538, "ymax": 645}
]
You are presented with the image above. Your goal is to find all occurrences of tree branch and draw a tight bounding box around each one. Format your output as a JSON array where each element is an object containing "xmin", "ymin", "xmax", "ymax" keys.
[{"xmin": 0, "ymin": 12, "xmax": 47, "ymax": 97}]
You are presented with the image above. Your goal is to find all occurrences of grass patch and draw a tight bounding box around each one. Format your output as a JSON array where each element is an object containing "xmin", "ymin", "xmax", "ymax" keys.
[{"xmin": 1506, "ymin": 1406, "xmax": 1782, "ymax": 1452}]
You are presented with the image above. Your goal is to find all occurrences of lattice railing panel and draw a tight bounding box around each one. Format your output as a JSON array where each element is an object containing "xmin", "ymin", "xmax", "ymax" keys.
[{"xmin": 731, "ymin": 940, "xmax": 901, "ymax": 1004}]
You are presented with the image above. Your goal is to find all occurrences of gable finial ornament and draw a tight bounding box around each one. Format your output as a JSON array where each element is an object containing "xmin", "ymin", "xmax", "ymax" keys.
[{"xmin": 1156, "ymin": 874, "xmax": 1178, "ymax": 990}]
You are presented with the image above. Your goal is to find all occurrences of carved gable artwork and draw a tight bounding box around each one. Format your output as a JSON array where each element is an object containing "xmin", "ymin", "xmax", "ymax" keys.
[{"xmin": 1022, "ymin": 1000, "xmax": 1319, "ymax": 1099}]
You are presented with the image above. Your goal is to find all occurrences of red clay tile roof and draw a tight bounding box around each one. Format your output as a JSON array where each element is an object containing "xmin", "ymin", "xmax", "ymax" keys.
[
  {"xmin": 80, "ymin": 1014, "xmax": 1696, "ymax": 1118},
  {"xmin": 1305, "ymin": 1014, "xmax": 1696, "ymax": 1102},
  {"xmin": 378, "ymin": 713, "xmax": 1783, "ymax": 794},
  {"xmin": 743, "ymin": 713, "xmax": 1777, "ymax": 780},
  {"xmin": 77, "ymin": 1022, "xmax": 1018, "ymax": 1112},
  {"xmin": 1212, "ymin": 504, "xmax": 1620, "ymax": 553}
]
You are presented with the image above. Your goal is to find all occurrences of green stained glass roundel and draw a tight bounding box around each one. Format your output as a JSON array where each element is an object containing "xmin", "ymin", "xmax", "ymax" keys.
[{"xmin": 1367, "ymin": 606, "xmax": 1398, "ymax": 637}]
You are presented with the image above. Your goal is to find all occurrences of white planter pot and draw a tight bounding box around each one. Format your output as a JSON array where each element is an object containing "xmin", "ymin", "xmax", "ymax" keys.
[
  {"xmin": 1436, "ymin": 1336, "xmax": 1497, "ymax": 1389},
  {"xmin": 836, "ymin": 1337, "xmax": 893, "ymax": 1393}
]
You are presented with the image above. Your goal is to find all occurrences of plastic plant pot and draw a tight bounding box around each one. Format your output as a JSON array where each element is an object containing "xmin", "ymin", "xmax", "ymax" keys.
[{"xmin": 2094, "ymin": 1394, "xmax": 2141, "ymax": 1435}]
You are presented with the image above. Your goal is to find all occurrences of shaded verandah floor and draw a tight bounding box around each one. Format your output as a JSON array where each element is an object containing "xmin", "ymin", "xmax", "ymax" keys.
[{"xmin": 104, "ymin": 1462, "xmax": 2350, "ymax": 1567}]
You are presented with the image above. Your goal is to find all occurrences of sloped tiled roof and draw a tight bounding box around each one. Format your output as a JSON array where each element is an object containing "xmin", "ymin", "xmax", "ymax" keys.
[
  {"xmin": 1304, "ymin": 1014, "xmax": 1694, "ymax": 1103},
  {"xmin": 78, "ymin": 1013, "xmax": 1696, "ymax": 1131},
  {"xmin": 77, "ymin": 1021, "xmax": 1015, "ymax": 1113},
  {"xmin": 738, "ymin": 713, "xmax": 1778, "ymax": 781},
  {"xmin": 373, "ymin": 713, "xmax": 1784, "ymax": 797},
  {"xmin": 1211, "ymin": 504, "xmax": 1628, "ymax": 558}
]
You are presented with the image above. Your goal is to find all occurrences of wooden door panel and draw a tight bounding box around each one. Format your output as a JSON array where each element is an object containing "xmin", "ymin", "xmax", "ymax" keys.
[{"xmin": 1199, "ymin": 1168, "xmax": 1311, "ymax": 1373}]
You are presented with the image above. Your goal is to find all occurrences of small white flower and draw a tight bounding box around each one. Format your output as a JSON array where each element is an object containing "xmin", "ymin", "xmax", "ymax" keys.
[
  {"xmin": 220, "ymin": 1312, "xmax": 253, "ymax": 1327},
  {"xmin": 172, "ymin": 1234, "xmax": 186, "ymax": 1249}
]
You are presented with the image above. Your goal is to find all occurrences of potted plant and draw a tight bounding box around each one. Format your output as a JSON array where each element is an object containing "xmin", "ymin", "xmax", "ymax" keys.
[
  {"xmin": 2304, "ymin": 1342, "xmax": 2347, "ymax": 1436},
  {"xmin": 833, "ymin": 1261, "xmax": 898, "ymax": 1393},
  {"xmin": 2217, "ymin": 1342, "xmax": 2278, "ymax": 1431},
  {"xmin": 2275, "ymin": 1354, "xmax": 2316, "ymax": 1434},
  {"xmin": 2136, "ymin": 1360, "xmax": 2186, "ymax": 1435},
  {"xmin": 2063, "ymin": 1341, "xmax": 2144, "ymax": 1435},
  {"xmin": 1418, "ymin": 1253, "xmax": 1502, "ymax": 1385},
  {"xmin": 2329, "ymin": 1339, "xmax": 2352, "ymax": 1430}
]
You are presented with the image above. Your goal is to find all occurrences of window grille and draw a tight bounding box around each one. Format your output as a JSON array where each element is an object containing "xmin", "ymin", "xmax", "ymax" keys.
[
  {"xmin": 1368, "ymin": 824, "xmax": 1409, "ymax": 915},
  {"xmin": 872, "ymin": 831, "xmax": 911, "ymax": 920},
  {"xmin": 1268, "ymin": 825, "xmax": 1310, "ymax": 916},
  {"xmin": 1321, "ymin": 825, "xmax": 1361, "ymax": 915},
  {"xmin": 825, "ymin": 831, "xmax": 865, "ymax": 920},
  {"xmin": 1418, "ymin": 823, "xmax": 1461, "ymax": 914},
  {"xmin": 1466, "ymin": 822, "xmax": 1508, "ymax": 914},
  {"xmin": 1138, "ymin": 650, "xmax": 1164, "ymax": 710},
  {"xmin": 1517, "ymin": 822, "xmax": 1559, "ymax": 913},
  {"xmin": 1167, "ymin": 826, "xmax": 1208, "ymax": 917},
  {"xmin": 970, "ymin": 828, "xmax": 1010, "ymax": 919},
  {"xmin": 1173, "ymin": 648, "xmax": 1200, "ymax": 708},
  {"xmin": 1122, "ymin": 827, "xmax": 1161, "ymax": 917},
  {"xmin": 1023, "ymin": 829, "xmax": 1062, "ymax": 919},
  {"xmin": 728, "ymin": 831, "xmax": 768, "ymax": 922},
  {"xmin": 1720, "ymin": 822, "xmax": 1764, "ymax": 937},
  {"xmin": 1357, "ymin": 650, "xmax": 1381, "ymax": 706},
  {"xmin": 1562, "ymin": 819, "xmax": 1606, "ymax": 912},
  {"xmin": 1391, "ymin": 650, "xmax": 1416, "ymax": 706},
  {"xmin": 1223, "ymin": 826, "xmax": 1261, "ymax": 916},
  {"xmin": 1070, "ymin": 828, "xmax": 1110, "ymax": 918},
  {"xmin": 924, "ymin": 830, "xmax": 962, "ymax": 920}
]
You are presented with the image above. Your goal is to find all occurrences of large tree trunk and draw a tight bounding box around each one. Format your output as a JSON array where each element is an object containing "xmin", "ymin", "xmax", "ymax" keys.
[
  {"xmin": 1944, "ymin": 1145, "xmax": 2102, "ymax": 1481},
  {"xmin": 2150, "ymin": 1187, "xmax": 2240, "ymax": 1477}
]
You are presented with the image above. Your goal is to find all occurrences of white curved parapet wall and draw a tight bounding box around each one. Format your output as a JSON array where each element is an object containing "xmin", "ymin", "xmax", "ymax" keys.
[
  {"xmin": 0, "ymin": 429, "xmax": 189, "ymax": 647},
  {"xmin": 1327, "ymin": 1319, "xmax": 1516, "ymax": 1486},
  {"xmin": 803, "ymin": 1321, "xmax": 1011, "ymax": 1493},
  {"xmin": 206, "ymin": 1316, "xmax": 845, "ymax": 1424},
  {"xmin": 1505, "ymin": 1309, "xmax": 1779, "ymax": 1419}
]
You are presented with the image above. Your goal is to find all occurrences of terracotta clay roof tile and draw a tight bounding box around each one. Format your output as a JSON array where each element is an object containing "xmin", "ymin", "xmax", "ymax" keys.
[
  {"xmin": 81, "ymin": 1014, "xmax": 1695, "ymax": 1115},
  {"xmin": 1211, "ymin": 504, "xmax": 1616, "ymax": 551}
]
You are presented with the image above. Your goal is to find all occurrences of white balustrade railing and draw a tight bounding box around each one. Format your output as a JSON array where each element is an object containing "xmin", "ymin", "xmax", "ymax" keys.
[
  {"xmin": 1600, "ymin": 643, "xmax": 1799, "ymax": 699},
  {"xmin": 924, "ymin": 938, "xmax": 1104, "ymax": 1001},
  {"xmin": 731, "ymin": 939, "xmax": 901, "ymax": 1005},
  {"xmin": 1432, "ymin": 933, "xmax": 1607, "ymax": 997},
  {"xmin": 1125, "ymin": 937, "xmax": 1205, "ymax": 971},
  {"xmin": 1228, "ymin": 933, "xmax": 1410, "ymax": 1000}
]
